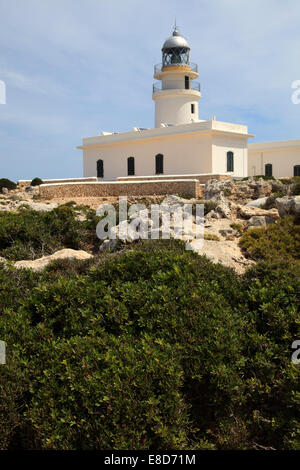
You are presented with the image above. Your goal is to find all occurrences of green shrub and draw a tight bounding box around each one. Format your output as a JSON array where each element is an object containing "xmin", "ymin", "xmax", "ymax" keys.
[
  {"xmin": 239, "ymin": 216, "xmax": 300, "ymax": 263},
  {"xmin": 0, "ymin": 237, "xmax": 299, "ymax": 449},
  {"xmin": 291, "ymin": 179, "xmax": 300, "ymax": 196},
  {"xmin": 0, "ymin": 178, "xmax": 17, "ymax": 192},
  {"xmin": 230, "ymin": 223, "xmax": 243, "ymax": 235},
  {"xmin": 30, "ymin": 177, "xmax": 44, "ymax": 186},
  {"xmin": 204, "ymin": 233, "xmax": 220, "ymax": 241},
  {"xmin": 253, "ymin": 175, "xmax": 275, "ymax": 181},
  {"xmin": 0, "ymin": 206, "xmax": 101, "ymax": 261},
  {"xmin": 203, "ymin": 200, "xmax": 218, "ymax": 215}
]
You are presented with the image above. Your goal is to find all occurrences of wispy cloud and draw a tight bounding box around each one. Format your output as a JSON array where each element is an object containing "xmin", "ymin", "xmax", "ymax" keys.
[{"xmin": 0, "ymin": 0, "xmax": 299, "ymax": 180}]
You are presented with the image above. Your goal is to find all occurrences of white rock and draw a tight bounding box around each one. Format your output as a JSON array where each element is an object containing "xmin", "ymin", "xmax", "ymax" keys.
[
  {"xmin": 14, "ymin": 249, "xmax": 93, "ymax": 271},
  {"xmin": 239, "ymin": 205, "xmax": 279, "ymax": 220},
  {"xmin": 246, "ymin": 197, "xmax": 268, "ymax": 208}
]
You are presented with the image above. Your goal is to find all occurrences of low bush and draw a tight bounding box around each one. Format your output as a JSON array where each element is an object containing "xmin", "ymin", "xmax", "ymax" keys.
[
  {"xmin": 30, "ymin": 177, "xmax": 44, "ymax": 186},
  {"xmin": 0, "ymin": 238, "xmax": 299, "ymax": 450},
  {"xmin": 0, "ymin": 178, "xmax": 17, "ymax": 192},
  {"xmin": 239, "ymin": 216, "xmax": 300, "ymax": 263},
  {"xmin": 253, "ymin": 175, "xmax": 275, "ymax": 181},
  {"xmin": 0, "ymin": 205, "xmax": 101, "ymax": 261}
]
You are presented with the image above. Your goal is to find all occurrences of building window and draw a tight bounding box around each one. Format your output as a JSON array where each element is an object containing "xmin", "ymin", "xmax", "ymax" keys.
[
  {"xmin": 227, "ymin": 151, "xmax": 234, "ymax": 172},
  {"xmin": 191, "ymin": 104, "xmax": 195, "ymax": 114},
  {"xmin": 185, "ymin": 76, "xmax": 190, "ymax": 90},
  {"xmin": 155, "ymin": 154, "xmax": 164, "ymax": 174},
  {"xmin": 127, "ymin": 156, "xmax": 135, "ymax": 176},
  {"xmin": 97, "ymin": 159, "xmax": 104, "ymax": 178},
  {"xmin": 294, "ymin": 165, "xmax": 300, "ymax": 177},
  {"xmin": 265, "ymin": 163, "xmax": 273, "ymax": 177}
]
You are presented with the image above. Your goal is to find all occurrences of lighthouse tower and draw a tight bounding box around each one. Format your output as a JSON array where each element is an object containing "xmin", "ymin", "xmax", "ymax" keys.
[{"xmin": 152, "ymin": 25, "xmax": 201, "ymax": 128}]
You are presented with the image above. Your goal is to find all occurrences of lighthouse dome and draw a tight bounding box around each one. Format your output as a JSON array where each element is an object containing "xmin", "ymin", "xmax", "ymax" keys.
[{"xmin": 162, "ymin": 27, "xmax": 190, "ymax": 50}]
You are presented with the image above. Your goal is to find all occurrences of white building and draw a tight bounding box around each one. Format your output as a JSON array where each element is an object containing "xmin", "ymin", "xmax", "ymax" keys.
[
  {"xmin": 79, "ymin": 26, "xmax": 252, "ymax": 180},
  {"xmin": 78, "ymin": 26, "xmax": 300, "ymax": 180},
  {"xmin": 248, "ymin": 140, "xmax": 300, "ymax": 178}
]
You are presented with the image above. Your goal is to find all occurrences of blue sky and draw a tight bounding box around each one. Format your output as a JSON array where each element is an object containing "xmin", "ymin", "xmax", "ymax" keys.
[{"xmin": 0, "ymin": 0, "xmax": 299, "ymax": 181}]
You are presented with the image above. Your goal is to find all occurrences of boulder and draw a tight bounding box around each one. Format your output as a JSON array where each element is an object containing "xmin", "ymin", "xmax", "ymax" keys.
[
  {"xmin": 246, "ymin": 197, "xmax": 268, "ymax": 208},
  {"xmin": 275, "ymin": 196, "xmax": 300, "ymax": 217},
  {"xmin": 186, "ymin": 238, "xmax": 253, "ymax": 274},
  {"xmin": 1, "ymin": 187, "xmax": 8, "ymax": 194},
  {"xmin": 247, "ymin": 216, "xmax": 276, "ymax": 228},
  {"xmin": 215, "ymin": 196, "xmax": 231, "ymax": 218},
  {"xmin": 14, "ymin": 249, "xmax": 93, "ymax": 271},
  {"xmin": 239, "ymin": 205, "xmax": 279, "ymax": 220}
]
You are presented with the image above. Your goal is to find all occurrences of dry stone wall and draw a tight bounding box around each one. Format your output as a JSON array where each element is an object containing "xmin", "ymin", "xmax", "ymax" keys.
[{"xmin": 39, "ymin": 180, "xmax": 204, "ymax": 199}]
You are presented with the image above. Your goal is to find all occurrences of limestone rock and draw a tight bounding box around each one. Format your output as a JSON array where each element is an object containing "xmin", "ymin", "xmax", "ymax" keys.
[
  {"xmin": 1, "ymin": 187, "xmax": 8, "ymax": 194},
  {"xmin": 239, "ymin": 205, "xmax": 279, "ymax": 220},
  {"xmin": 204, "ymin": 178, "xmax": 273, "ymax": 204},
  {"xmin": 186, "ymin": 238, "xmax": 253, "ymax": 274},
  {"xmin": 246, "ymin": 197, "xmax": 268, "ymax": 208},
  {"xmin": 275, "ymin": 196, "xmax": 300, "ymax": 217},
  {"xmin": 215, "ymin": 196, "xmax": 231, "ymax": 218},
  {"xmin": 247, "ymin": 216, "xmax": 276, "ymax": 228},
  {"xmin": 14, "ymin": 249, "xmax": 93, "ymax": 271}
]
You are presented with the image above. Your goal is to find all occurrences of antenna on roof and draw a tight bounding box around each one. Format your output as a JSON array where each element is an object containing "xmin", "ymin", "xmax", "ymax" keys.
[{"xmin": 174, "ymin": 17, "xmax": 178, "ymax": 31}]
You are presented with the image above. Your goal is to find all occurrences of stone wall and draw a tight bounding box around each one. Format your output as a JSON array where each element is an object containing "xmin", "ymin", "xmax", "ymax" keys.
[
  {"xmin": 18, "ymin": 177, "xmax": 98, "ymax": 190},
  {"xmin": 40, "ymin": 179, "xmax": 204, "ymax": 199},
  {"xmin": 117, "ymin": 174, "xmax": 231, "ymax": 184}
]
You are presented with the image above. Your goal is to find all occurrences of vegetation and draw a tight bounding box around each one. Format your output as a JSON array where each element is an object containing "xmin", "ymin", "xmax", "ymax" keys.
[
  {"xmin": 0, "ymin": 205, "xmax": 299, "ymax": 450},
  {"xmin": 0, "ymin": 205, "xmax": 100, "ymax": 261},
  {"xmin": 0, "ymin": 179, "xmax": 17, "ymax": 192},
  {"xmin": 31, "ymin": 177, "xmax": 44, "ymax": 186},
  {"xmin": 230, "ymin": 223, "xmax": 243, "ymax": 235},
  {"xmin": 239, "ymin": 216, "xmax": 300, "ymax": 264}
]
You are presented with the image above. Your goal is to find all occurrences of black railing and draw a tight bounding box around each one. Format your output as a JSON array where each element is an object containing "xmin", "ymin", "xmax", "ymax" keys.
[
  {"xmin": 153, "ymin": 81, "xmax": 201, "ymax": 93},
  {"xmin": 154, "ymin": 62, "xmax": 198, "ymax": 74}
]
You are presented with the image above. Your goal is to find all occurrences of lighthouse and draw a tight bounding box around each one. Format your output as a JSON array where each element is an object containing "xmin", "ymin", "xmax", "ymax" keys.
[
  {"xmin": 152, "ymin": 25, "xmax": 201, "ymax": 128},
  {"xmin": 80, "ymin": 24, "xmax": 252, "ymax": 181}
]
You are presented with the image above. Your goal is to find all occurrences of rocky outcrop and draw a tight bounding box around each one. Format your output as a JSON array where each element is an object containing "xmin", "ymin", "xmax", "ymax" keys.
[
  {"xmin": 275, "ymin": 196, "xmax": 300, "ymax": 217},
  {"xmin": 246, "ymin": 197, "xmax": 268, "ymax": 208},
  {"xmin": 247, "ymin": 216, "xmax": 276, "ymax": 228},
  {"xmin": 0, "ymin": 197, "xmax": 58, "ymax": 212},
  {"xmin": 186, "ymin": 238, "xmax": 253, "ymax": 275},
  {"xmin": 205, "ymin": 178, "xmax": 275, "ymax": 204},
  {"xmin": 238, "ymin": 205, "xmax": 280, "ymax": 220},
  {"xmin": 98, "ymin": 196, "xmax": 252, "ymax": 274},
  {"xmin": 14, "ymin": 249, "xmax": 93, "ymax": 271}
]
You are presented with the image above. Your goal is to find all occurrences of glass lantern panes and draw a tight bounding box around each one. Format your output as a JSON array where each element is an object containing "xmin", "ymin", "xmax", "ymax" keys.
[{"xmin": 162, "ymin": 47, "xmax": 190, "ymax": 68}]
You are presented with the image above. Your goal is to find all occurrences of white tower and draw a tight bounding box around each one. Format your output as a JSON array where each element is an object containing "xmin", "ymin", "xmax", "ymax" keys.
[{"xmin": 152, "ymin": 25, "xmax": 201, "ymax": 128}]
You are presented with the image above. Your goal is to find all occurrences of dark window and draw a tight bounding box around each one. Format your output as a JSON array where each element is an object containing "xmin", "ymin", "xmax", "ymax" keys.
[
  {"xmin": 265, "ymin": 163, "xmax": 272, "ymax": 177},
  {"xmin": 185, "ymin": 76, "xmax": 190, "ymax": 90},
  {"xmin": 227, "ymin": 151, "xmax": 234, "ymax": 172},
  {"xmin": 294, "ymin": 165, "xmax": 300, "ymax": 177},
  {"xmin": 97, "ymin": 159, "xmax": 104, "ymax": 178},
  {"xmin": 191, "ymin": 104, "xmax": 195, "ymax": 114},
  {"xmin": 155, "ymin": 154, "xmax": 164, "ymax": 174},
  {"xmin": 127, "ymin": 156, "xmax": 135, "ymax": 176}
]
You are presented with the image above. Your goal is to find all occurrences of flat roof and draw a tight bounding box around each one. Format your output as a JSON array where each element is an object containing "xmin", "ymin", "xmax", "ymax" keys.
[
  {"xmin": 249, "ymin": 139, "xmax": 300, "ymax": 151},
  {"xmin": 78, "ymin": 120, "xmax": 253, "ymax": 149}
]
